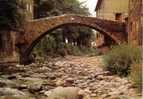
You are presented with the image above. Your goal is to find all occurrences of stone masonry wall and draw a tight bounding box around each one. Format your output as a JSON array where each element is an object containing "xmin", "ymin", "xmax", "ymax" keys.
[
  {"xmin": 0, "ymin": 31, "xmax": 19, "ymax": 64},
  {"xmin": 128, "ymin": 0, "xmax": 142, "ymax": 45}
]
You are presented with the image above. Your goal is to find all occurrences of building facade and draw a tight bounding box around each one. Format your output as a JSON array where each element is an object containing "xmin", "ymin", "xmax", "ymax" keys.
[
  {"xmin": 127, "ymin": 0, "xmax": 142, "ymax": 45},
  {"xmin": 95, "ymin": 0, "xmax": 129, "ymax": 22},
  {"xmin": 95, "ymin": 0, "xmax": 142, "ymax": 47},
  {"xmin": 94, "ymin": 0, "xmax": 129, "ymax": 49},
  {"xmin": 0, "ymin": 0, "xmax": 34, "ymax": 63}
]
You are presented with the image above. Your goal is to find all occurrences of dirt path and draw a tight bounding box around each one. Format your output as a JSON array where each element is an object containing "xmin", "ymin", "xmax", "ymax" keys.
[{"xmin": 57, "ymin": 56, "xmax": 103, "ymax": 66}]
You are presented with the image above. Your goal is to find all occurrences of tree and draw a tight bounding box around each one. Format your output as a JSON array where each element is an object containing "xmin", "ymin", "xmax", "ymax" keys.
[
  {"xmin": 34, "ymin": 0, "xmax": 89, "ymax": 18},
  {"xmin": 0, "ymin": 0, "xmax": 27, "ymax": 29}
]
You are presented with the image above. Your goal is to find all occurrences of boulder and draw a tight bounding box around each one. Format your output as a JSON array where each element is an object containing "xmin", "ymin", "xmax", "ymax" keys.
[
  {"xmin": 0, "ymin": 88, "xmax": 25, "ymax": 96},
  {"xmin": 47, "ymin": 87, "xmax": 91, "ymax": 99}
]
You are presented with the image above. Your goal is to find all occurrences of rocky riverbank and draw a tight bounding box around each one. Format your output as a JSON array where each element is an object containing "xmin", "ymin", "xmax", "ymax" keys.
[{"xmin": 0, "ymin": 56, "xmax": 140, "ymax": 99}]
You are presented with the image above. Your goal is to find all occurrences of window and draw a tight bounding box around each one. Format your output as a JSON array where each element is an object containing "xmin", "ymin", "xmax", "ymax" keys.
[
  {"xmin": 124, "ymin": 17, "xmax": 128, "ymax": 22},
  {"xmin": 115, "ymin": 13, "xmax": 122, "ymax": 21}
]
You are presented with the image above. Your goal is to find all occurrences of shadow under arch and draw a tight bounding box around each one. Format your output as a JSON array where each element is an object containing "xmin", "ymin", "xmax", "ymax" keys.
[{"xmin": 20, "ymin": 23, "xmax": 117, "ymax": 64}]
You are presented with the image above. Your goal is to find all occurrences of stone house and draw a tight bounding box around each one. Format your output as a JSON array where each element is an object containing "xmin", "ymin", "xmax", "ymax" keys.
[
  {"xmin": 94, "ymin": 0, "xmax": 129, "ymax": 48},
  {"xmin": 95, "ymin": 0, "xmax": 142, "ymax": 47},
  {"xmin": 95, "ymin": 0, "xmax": 129, "ymax": 21}
]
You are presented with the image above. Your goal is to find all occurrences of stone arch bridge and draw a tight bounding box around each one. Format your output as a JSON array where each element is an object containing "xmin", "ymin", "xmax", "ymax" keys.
[{"xmin": 0, "ymin": 14, "xmax": 127, "ymax": 64}]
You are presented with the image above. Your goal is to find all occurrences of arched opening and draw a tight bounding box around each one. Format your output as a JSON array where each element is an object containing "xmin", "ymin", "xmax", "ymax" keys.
[
  {"xmin": 20, "ymin": 23, "xmax": 117, "ymax": 64},
  {"xmin": 29, "ymin": 24, "xmax": 116, "ymax": 54}
]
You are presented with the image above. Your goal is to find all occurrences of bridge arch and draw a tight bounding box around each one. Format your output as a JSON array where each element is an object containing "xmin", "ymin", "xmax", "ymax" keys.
[
  {"xmin": 27, "ymin": 23, "xmax": 115, "ymax": 55},
  {"xmin": 16, "ymin": 14, "xmax": 126, "ymax": 64}
]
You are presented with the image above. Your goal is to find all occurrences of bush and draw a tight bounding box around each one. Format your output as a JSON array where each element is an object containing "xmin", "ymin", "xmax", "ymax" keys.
[
  {"xmin": 103, "ymin": 44, "xmax": 141, "ymax": 76},
  {"xmin": 130, "ymin": 63, "xmax": 142, "ymax": 92},
  {"xmin": 65, "ymin": 43, "xmax": 82, "ymax": 56},
  {"xmin": 79, "ymin": 46, "xmax": 100, "ymax": 56},
  {"xmin": 64, "ymin": 44, "xmax": 100, "ymax": 56}
]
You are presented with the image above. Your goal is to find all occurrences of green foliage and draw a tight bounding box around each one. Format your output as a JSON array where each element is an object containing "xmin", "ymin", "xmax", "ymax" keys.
[
  {"xmin": 34, "ymin": 34, "xmax": 99, "ymax": 57},
  {"xmin": 0, "ymin": 0, "xmax": 28, "ymax": 28},
  {"xmin": 35, "ymin": 0, "xmax": 89, "ymax": 18},
  {"xmin": 34, "ymin": 35, "xmax": 57, "ymax": 56},
  {"xmin": 63, "ymin": 43, "xmax": 82, "ymax": 56},
  {"xmin": 130, "ymin": 63, "xmax": 142, "ymax": 92},
  {"xmin": 79, "ymin": 46, "xmax": 100, "ymax": 56},
  {"xmin": 0, "ymin": 16, "xmax": 10, "ymax": 27},
  {"xmin": 103, "ymin": 43, "xmax": 142, "ymax": 92},
  {"xmin": 103, "ymin": 44, "xmax": 142, "ymax": 76}
]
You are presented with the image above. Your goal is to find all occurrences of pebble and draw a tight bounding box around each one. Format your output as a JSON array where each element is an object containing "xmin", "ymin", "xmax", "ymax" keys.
[{"xmin": 0, "ymin": 56, "xmax": 139, "ymax": 99}]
